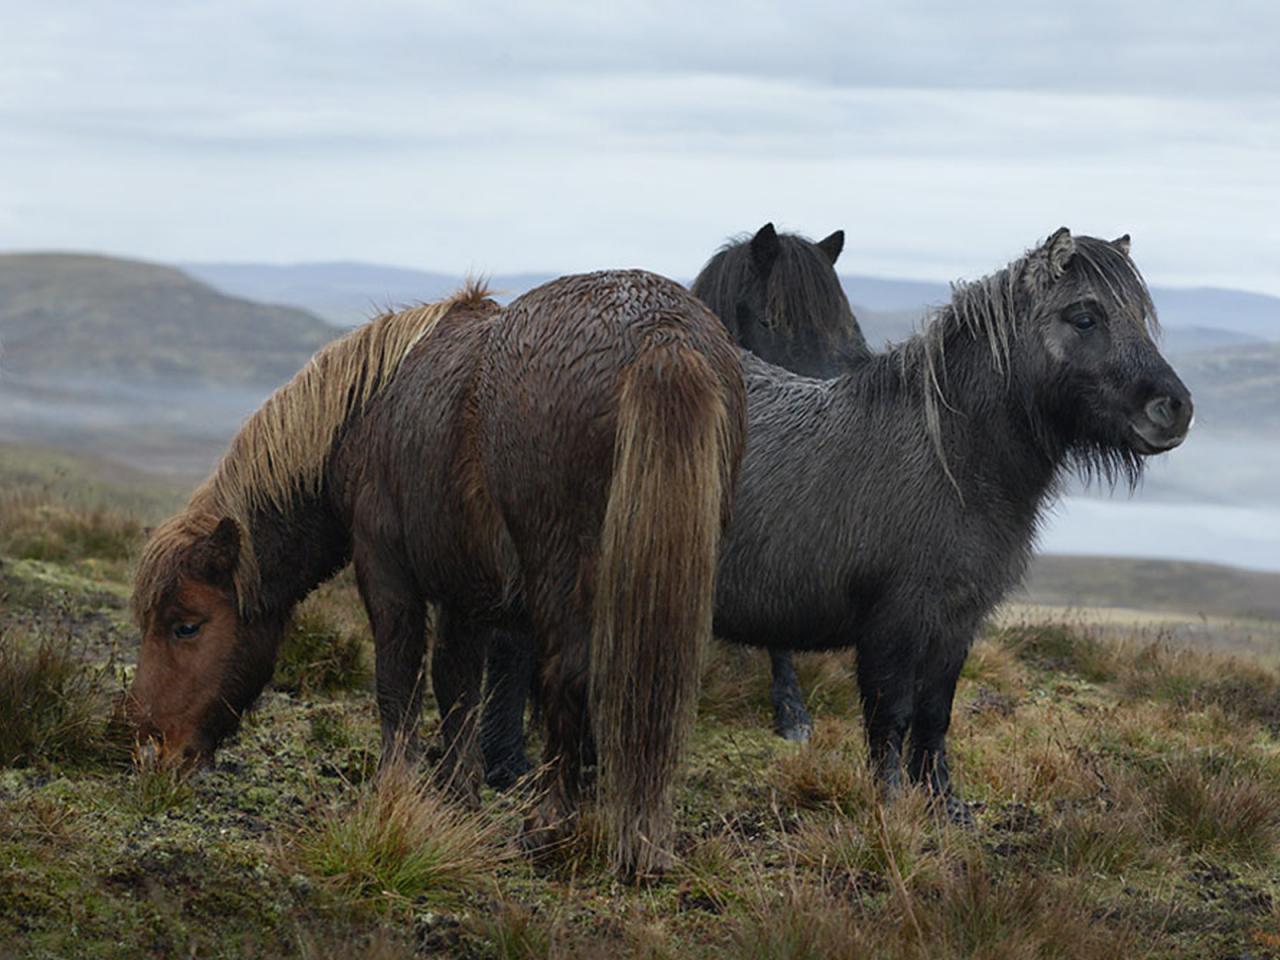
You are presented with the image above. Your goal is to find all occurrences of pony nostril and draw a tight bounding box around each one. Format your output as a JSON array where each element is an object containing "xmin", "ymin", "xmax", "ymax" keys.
[{"xmin": 1145, "ymin": 395, "xmax": 1179, "ymax": 430}]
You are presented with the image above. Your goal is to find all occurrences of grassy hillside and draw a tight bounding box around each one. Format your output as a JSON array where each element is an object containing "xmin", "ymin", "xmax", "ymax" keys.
[
  {"xmin": 0, "ymin": 253, "xmax": 336, "ymax": 385},
  {"xmin": 1, "ymin": 453, "xmax": 1279, "ymax": 958},
  {"xmin": 1022, "ymin": 555, "xmax": 1280, "ymax": 623}
]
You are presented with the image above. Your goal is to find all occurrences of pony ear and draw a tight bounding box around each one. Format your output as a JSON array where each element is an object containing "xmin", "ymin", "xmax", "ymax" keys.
[
  {"xmin": 750, "ymin": 222, "xmax": 781, "ymax": 276},
  {"xmin": 816, "ymin": 230, "xmax": 844, "ymax": 265},
  {"xmin": 1112, "ymin": 233, "xmax": 1132, "ymax": 256},
  {"xmin": 198, "ymin": 517, "xmax": 240, "ymax": 583},
  {"xmin": 1023, "ymin": 226, "xmax": 1076, "ymax": 294}
]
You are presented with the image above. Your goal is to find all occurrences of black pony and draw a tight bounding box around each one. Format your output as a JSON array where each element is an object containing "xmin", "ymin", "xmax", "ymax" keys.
[
  {"xmin": 484, "ymin": 229, "xmax": 1192, "ymax": 812},
  {"xmin": 478, "ymin": 224, "xmax": 867, "ymax": 787}
]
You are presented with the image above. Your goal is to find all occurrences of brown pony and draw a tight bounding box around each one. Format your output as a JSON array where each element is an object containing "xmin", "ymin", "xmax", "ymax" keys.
[{"xmin": 126, "ymin": 270, "xmax": 746, "ymax": 878}]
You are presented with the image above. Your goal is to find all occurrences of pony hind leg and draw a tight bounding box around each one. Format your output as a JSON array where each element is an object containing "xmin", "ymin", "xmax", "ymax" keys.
[
  {"xmin": 520, "ymin": 592, "xmax": 593, "ymax": 858},
  {"xmin": 768, "ymin": 648, "xmax": 813, "ymax": 742},
  {"xmin": 430, "ymin": 607, "xmax": 489, "ymax": 804},
  {"xmin": 480, "ymin": 627, "xmax": 536, "ymax": 790},
  {"xmin": 354, "ymin": 549, "xmax": 430, "ymax": 769}
]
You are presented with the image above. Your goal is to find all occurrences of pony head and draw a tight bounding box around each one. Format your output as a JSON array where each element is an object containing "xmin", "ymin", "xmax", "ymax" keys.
[
  {"xmin": 125, "ymin": 514, "xmax": 276, "ymax": 767},
  {"xmin": 1011, "ymin": 228, "xmax": 1193, "ymax": 475},
  {"xmin": 692, "ymin": 222, "xmax": 868, "ymax": 377}
]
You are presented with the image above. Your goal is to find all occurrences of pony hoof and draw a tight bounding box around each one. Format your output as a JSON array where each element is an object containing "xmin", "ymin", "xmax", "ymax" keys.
[
  {"xmin": 940, "ymin": 795, "xmax": 975, "ymax": 828},
  {"xmin": 485, "ymin": 755, "xmax": 534, "ymax": 792},
  {"xmin": 518, "ymin": 806, "xmax": 573, "ymax": 859},
  {"xmin": 776, "ymin": 722, "xmax": 813, "ymax": 744}
]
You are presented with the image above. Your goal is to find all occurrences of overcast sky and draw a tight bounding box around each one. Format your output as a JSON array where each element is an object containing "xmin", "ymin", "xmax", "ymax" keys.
[{"xmin": 2, "ymin": 2, "xmax": 1277, "ymax": 293}]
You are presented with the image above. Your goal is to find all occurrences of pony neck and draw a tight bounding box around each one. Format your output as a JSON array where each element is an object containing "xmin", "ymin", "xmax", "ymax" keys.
[
  {"xmin": 216, "ymin": 489, "xmax": 351, "ymax": 623},
  {"xmin": 906, "ymin": 308, "xmax": 1066, "ymax": 508}
]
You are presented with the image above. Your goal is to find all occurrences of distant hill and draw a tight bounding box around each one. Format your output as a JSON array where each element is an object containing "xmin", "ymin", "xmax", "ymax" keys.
[
  {"xmin": 1021, "ymin": 554, "xmax": 1280, "ymax": 623},
  {"xmin": 183, "ymin": 261, "xmax": 557, "ymax": 326},
  {"xmin": 1174, "ymin": 342, "xmax": 1280, "ymax": 434},
  {"xmin": 185, "ymin": 260, "xmax": 1280, "ymax": 354},
  {"xmin": 0, "ymin": 253, "xmax": 335, "ymax": 385}
]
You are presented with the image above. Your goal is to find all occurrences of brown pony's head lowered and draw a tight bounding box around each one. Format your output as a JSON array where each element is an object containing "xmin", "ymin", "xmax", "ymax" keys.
[
  {"xmin": 126, "ymin": 511, "xmax": 258, "ymax": 766},
  {"xmin": 125, "ymin": 286, "xmax": 486, "ymax": 766}
]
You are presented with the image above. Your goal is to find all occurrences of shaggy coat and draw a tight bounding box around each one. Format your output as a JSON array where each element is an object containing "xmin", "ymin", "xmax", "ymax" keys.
[
  {"xmin": 481, "ymin": 231, "xmax": 1192, "ymax": 808},
  {"xmin": 128, "ymin": 271, "xmax": 746, "ymax": 878}
]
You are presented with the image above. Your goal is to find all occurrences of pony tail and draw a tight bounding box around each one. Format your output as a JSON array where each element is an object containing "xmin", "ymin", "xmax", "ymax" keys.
[{"xmin": 590, "ymin": 331, "xmax": 739, "ymax": 879}]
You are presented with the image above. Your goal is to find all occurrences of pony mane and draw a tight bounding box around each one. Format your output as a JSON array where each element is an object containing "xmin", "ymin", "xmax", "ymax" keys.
[
  {"xmin": 902, "ymin": 235, "xmax": 1159, "ymax": 493},
  {"xmin": 134, "ymin": 279, "xmax": 493, "ymax": 620},
  {"xmin": 691, "ymin": 231, "xmax": 865, "ymax": 356}
]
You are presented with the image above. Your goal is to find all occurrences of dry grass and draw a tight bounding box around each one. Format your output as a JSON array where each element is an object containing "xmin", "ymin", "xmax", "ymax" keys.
[
  {"xmin": 275, "ymin": 602, "xmax": 371, "ymax": 696},
  {"xmin": 295, "ymin": 764, "xmax": 512, "ymax": 908},
  {"xmin": 1147, "ymin": 751, "xmax": 1280, "ymax": 861},
  {"xmin": 0, "ymin": 494, "xmax": 143, "ymax": 565},
  {"xmin": 0, "ymin": 621, "xmax": 117, "ymax": 768}
]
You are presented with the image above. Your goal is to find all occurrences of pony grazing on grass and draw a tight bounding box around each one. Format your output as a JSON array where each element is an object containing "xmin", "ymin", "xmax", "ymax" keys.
[
  {"xmin": 126, "ymin": 271, "xmax": 746, "ymax": 879},
  {"xmin": 481, "ymin": 229, "xmax": 1192, "ymax": 815}
]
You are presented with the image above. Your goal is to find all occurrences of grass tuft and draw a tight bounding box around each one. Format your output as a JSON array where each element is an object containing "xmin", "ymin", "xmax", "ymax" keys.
[
  {"xmin": 275, "ymin": 603, "xmax": 371, "ymax": 696},
  {"xmin": 1150, "ymin": 751, "xmax": 1280, "ymax": 861},
  {"xmin": 0, "ymin": 622, "xmax": 115, "ymax": 767},
  {"xmin": 297, "ymin": 765, "xmax": 509, "ymax": 907},
  {"xmin": 996, "ymin": 622, "xmax": 1116, "ymax": 682}
]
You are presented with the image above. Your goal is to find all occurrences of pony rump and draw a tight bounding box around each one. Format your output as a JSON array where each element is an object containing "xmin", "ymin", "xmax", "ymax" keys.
[{"xmin": 133, "ymin": 280, "xmax": 493, "ymax": 620}]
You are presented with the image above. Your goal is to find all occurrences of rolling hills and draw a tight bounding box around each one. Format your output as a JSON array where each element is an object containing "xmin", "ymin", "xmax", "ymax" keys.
[{"xmin": 0, "ymin": 253, "xmax": 335, "ymax": 385}]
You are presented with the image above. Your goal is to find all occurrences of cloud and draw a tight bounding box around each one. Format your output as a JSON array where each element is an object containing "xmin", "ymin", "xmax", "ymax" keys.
[{"xmin": 1, "ymin": 2, "xmax": 1278, "ymax": 294}]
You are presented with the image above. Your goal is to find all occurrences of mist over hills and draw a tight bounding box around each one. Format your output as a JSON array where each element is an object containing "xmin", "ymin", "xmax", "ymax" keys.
[
  {"xmin": 2, "ymin": 251, "xmax": 1278, "ymax": 502},
  {"xmin": 0, "ymin": 254, "xmax": 334, "ymax": 385},
  {"xmin": 184, "ymin": 259, "xmax": 1278, "ymax": 358}
]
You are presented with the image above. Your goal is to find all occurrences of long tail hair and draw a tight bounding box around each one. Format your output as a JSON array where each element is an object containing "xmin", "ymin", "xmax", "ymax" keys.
[{"xmin": 590, "ymin": 330, "xmax": 740, "ymax": 878}]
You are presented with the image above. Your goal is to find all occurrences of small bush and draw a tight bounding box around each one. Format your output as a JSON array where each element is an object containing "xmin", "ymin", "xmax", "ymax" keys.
[
  {"xmin": 0, "ymin": 623, "xmax": 113, "ymax": 767},
  {"xmin": 275, "ymin": 606, "xmax": 370, "ymax": 696},
  {"xmin": 297, "ymin": 766, "xmax": 509, "ymax": 907}
]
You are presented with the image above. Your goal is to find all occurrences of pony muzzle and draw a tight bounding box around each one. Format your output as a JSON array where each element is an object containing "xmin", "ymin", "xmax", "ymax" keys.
[{"xmin": 1131, "ymin": 390, "xmax": 1193, "ymax": 453}]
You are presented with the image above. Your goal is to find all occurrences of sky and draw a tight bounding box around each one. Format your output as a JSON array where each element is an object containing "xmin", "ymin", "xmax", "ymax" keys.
[{"xmin": 2, "ymin": 1, "xmax": 1278, "ymax": 293}]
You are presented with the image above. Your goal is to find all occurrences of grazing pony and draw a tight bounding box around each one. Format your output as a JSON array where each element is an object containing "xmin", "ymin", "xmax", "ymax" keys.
[
  {"xmin": 482, "ymin": 230, "xmax": 1193, "ymax": 814},
  {"xmin": 126, "ymin": 271, "xmax": 746, "ymax": 878},
  {"xmin": 477, "ymin": 224, "xmax": 867, "ymax": 789}
]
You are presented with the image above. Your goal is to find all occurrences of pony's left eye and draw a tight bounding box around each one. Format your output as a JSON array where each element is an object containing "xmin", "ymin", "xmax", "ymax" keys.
[
  {"xmin": 1064, "ymin": 305, "xmax": 1099, "ymax": 331},
  {"xmin": 172, "ymin": 622, "xmax": 202, "ymax": 640}
]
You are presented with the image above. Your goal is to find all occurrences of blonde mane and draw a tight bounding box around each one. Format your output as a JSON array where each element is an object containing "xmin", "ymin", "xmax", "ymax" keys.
[{"xmin": 134, "ymin": 280, "xmax": 492, "ymax": 619}]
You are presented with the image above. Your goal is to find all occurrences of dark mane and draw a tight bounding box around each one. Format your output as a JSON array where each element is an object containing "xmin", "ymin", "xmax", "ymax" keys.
[{"xmin": 691, "ymin": 230, "xmax": 868, "ymax": 363}]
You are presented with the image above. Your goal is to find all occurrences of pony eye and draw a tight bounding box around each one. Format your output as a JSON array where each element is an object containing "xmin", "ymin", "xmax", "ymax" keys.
[
  {"xmin": 1064, "ymin": 305, "xmax": 1099, "ymax": 331},
  {"xmin": 172, "ymin": 622, "xmax": 202, "ymax": 640}
]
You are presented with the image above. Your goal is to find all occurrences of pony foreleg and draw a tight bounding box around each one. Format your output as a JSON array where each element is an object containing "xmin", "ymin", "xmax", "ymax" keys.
[
  {"xmin": 907, "ymin": 643, "xmax": 972, "ymax": 824},
  {"xmin": 768, "ymin": 648, "xmax": 813, "ymax": 742},
  {"xmin": 355, "ymin": 553, "xmax": 429, "ymax": 769},
  {"xmin": 480, "ymin": 627, "xmax": 536, "ymax": 790},
  {"xmin": 855, "ymin": 629, "xmax": 923, "ymax": 796},
  {"xmin": 431, "ymin": 608, "xmax": 488, "ymax": 805}
]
